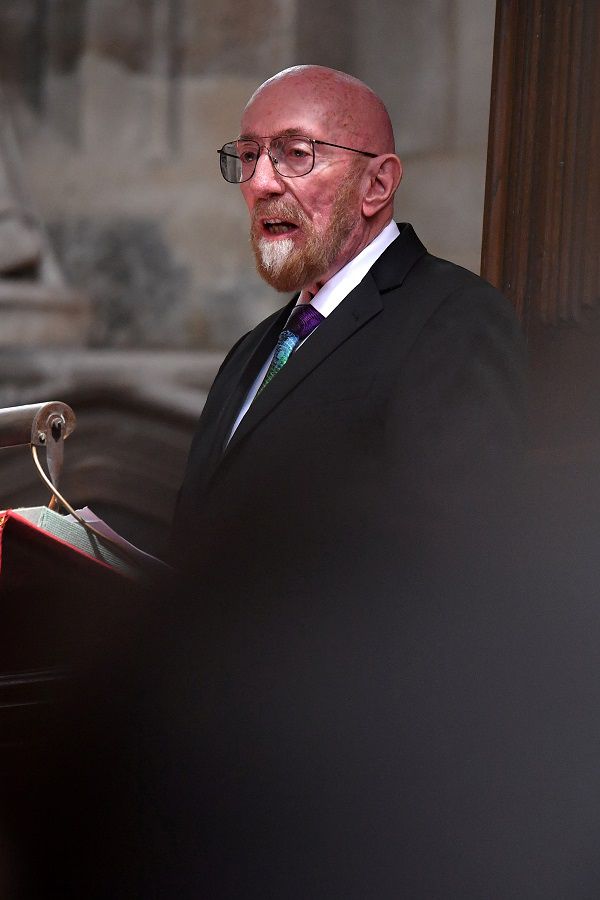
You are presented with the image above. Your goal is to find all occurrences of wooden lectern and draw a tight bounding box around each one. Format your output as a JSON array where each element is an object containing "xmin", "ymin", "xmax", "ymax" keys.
[{"xmin": 0, "ymin": 403, "xmax": 154, "ymax": 895}]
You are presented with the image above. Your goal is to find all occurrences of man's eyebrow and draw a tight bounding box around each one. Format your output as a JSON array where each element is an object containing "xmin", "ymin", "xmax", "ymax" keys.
[{"xmin": 237, "ymin": 127, "xmax": 311, "ymax": 140}]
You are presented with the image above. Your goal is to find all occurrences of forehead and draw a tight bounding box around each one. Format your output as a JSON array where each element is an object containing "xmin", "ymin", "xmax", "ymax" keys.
[{"xmin": 240, "ymin": 81, "xmax": 334, "ymax": 140}]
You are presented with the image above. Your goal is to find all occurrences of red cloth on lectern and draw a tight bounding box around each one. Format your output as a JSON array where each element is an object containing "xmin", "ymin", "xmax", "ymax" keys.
[
  {"xmin": 0, "ymin": 510, "xmax": 119, "ymax": 587},
  {"xmin": 0, "ymin": 510, "xmax": 134, "ymax": 671}
]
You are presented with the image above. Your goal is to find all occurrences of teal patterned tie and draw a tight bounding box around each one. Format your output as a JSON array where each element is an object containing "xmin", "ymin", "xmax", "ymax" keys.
[{"xmin": 257, "ymin": 303, "xmax": 324, "ymax": 395}]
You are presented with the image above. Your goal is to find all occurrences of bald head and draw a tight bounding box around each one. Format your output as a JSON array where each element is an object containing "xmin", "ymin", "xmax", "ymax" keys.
[{"xmin": 244, "ymin": 65, "xmax": 396, "ymax": 156}]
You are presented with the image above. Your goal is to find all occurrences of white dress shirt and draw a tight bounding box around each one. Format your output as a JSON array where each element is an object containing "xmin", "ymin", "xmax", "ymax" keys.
[{"xmin": 227, "ymin": 220, "xmax": 400, "ymax": 442}]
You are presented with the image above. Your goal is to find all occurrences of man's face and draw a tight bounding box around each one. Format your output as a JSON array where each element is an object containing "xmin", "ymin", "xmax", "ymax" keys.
[{"xmin": 239, "ymin": 81, "xmax": 367, "ymax": 293}]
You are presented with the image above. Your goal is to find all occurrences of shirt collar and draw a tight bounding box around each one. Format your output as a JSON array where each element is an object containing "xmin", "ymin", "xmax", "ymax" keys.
[{"xmin": 298, "ymin": 221, "xmax": 400, "ymax": 317}]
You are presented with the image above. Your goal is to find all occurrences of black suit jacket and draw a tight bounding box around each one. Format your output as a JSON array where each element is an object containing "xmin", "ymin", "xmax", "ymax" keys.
[
  {"xmin": 173, "ymin": 222, "xmax": 525, "ymax": 590},
  {"xmin": 105, "ymin": 226, "xmax": 598, "ymax": 898},
  {"xmin": 155, "ymin": 224, "xmax": 545, "ymax": 899}
]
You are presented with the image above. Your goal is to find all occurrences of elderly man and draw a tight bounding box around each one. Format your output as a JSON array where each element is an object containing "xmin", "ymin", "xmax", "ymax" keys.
[
  {"xmin": 172, "ymin": 65, "xmax": 524, "ymax": 586},
  {"xmin": 149, "ymin": 69, "xmax": 600, "ymax": 900}
]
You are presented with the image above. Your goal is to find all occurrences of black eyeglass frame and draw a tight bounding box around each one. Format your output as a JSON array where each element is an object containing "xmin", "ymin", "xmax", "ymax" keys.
[{"xmin": 217, "ymin": 135, "xmax": 378, "ymax": 183}]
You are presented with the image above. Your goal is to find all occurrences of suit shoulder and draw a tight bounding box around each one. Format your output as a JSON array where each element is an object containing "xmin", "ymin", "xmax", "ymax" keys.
[
  {"xmin": 412, "ymin": 252, "xmax": 501, "ymax": 295},
  {"xmin": 407, "ymin": 253, "xmax": 519, "ymax": 327}
]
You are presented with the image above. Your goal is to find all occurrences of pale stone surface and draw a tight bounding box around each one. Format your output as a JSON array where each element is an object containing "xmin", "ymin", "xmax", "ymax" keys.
[
  {"xmin": 352, "ymin": 0, "xmax": 495, "ymax": 272},
  {"xmin": 0, "ymin": 349, "xmax": 220, "ymax": 417},
  {"xmin": 0, "ymin": 87, "xmax": 90, "ymax": 344},
  {"xmin": 86, "ymin": 0, "xmax": 153, "ymax": 73},
  {"xmin": 0, "ymin": 219, "xmax": 41, "ymax": 275},
  {"xmin": 45, "ymin": 71, "xmax": 82, "ymax": 146},
  {"xmin": 395, "ymin": 150, "xmax": 488, "ymax": 275},
  {"xmin": 0, "ymin": 283, "xmax": 90, "ymax": 346},
  {"xmin": 296, "ymin": 0, "xmax": 354, "ymax": 74},
  {"xmin": 354, "ymin": 0, "xmax": 453, "ymax": 156},
  {"xmin": 178, "ymin": 0, "xmax": 296, "ymax": 76},
  {"xmin": 179, "ymin": 76, "xmax": 259, "ymax": 162},
  {"xmin": 48, "ymin": 216, "xmax": 190, "ymax": 347},
  {"xmin": 0, "ymin": 0, "xmax": 41, "ymax": 108},
  {"xmin": 82, "ymin": 0, "xmax": 179, "ymax": 159},
  {"xmin": 0, "ymin": 99, "xmax": 43, "ymax": 272},
  {"xmin": 46, "ymin": 0, "xmax": 85, "ymax": 77},
  {"xmin": 453, "ymin": 0, "xmax": 496, "ymax": 149},
  {"xmin": 80, "ymin": 55, "xmax": 168, "ymax": 159}
]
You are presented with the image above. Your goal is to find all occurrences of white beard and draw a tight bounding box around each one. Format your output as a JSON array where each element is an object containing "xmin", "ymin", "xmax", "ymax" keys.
[{"xmin": 257, "ymin": 237, "xmax": 295, "ymax": 275}]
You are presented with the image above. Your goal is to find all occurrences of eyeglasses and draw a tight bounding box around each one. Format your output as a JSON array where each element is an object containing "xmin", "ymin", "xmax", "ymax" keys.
[{"xmin": 217, "ymin": 135, "xmax": 377, "ymax": 183}]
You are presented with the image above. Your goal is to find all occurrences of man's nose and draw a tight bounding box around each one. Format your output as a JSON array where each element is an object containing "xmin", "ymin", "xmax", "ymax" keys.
[{"xmin": 250, "ymin": 148, "xmax": 285, "ymax": 195}]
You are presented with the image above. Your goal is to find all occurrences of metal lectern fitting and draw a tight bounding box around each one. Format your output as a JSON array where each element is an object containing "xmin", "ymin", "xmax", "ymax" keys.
[{"xmin": 0, "ymin": 401, "xmax": 76, "ymax": 506}]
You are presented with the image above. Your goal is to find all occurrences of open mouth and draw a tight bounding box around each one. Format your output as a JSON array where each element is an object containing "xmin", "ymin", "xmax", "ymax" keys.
[{"xmin": 263, "ymin": 219, "xmax": 299, "ymax": 236}]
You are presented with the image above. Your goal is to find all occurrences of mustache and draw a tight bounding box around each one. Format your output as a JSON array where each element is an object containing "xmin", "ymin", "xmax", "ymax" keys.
[{"xmin": 251, "ymin": 200, "xmax": 307, "ymax": 228}]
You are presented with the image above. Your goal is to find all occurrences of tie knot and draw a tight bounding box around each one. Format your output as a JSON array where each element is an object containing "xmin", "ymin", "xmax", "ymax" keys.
[{"xmin": 286, "ymin": 303, "xmax": 324, "ymax": 342}]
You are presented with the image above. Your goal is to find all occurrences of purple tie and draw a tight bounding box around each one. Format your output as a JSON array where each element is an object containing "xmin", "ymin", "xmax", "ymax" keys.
[{"xmin": 257, "ymin": 303, "xmax": 324, "ymax": 395}]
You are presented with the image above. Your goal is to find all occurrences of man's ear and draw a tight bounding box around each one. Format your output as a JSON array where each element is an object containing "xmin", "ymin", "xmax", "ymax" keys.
[{"xmin": 362, "ymin": 155, "xmax": 403, "ymax": 218}]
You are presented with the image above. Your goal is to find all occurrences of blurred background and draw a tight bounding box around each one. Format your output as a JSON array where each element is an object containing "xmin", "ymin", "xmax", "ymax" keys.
[{"xmin": 0, "ymin": 0, "xmax": 497, "ymax": 555}]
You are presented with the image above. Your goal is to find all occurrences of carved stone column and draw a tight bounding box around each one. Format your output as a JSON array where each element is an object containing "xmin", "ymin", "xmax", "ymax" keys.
[{"xmin": 0, "ymin": 93, "xmax": 88, "ymax": 346}]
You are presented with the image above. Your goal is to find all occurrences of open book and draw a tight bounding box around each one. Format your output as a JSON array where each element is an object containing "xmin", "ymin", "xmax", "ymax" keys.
[{"xmin": 1, "ymin": 505, "xmax": 169, "ymax": 580}]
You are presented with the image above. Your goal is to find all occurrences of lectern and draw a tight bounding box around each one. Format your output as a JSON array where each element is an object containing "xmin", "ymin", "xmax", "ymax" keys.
[{"xmin": 0, "ymin": 403, "xmax": 153, "ymax": 890}]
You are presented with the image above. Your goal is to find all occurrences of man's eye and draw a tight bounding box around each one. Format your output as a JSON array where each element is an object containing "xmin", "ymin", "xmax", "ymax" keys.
[
  {"xmin": 280, "ymin": 142, "xmax": 311, "ymax": 160},
  {"xmin": 240, "ymin": 149, "xmax": 258, "ymax": 163}
]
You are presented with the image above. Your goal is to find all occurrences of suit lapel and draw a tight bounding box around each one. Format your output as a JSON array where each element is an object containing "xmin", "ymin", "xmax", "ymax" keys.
[
  {"xmin": 223, "ymin": 275, "xmax": 383, "ymax": 456},
  {"xmin": 369, "ymin": 222, "xmax": 427, "ymax": 294},
  {"xmin": 207, "ymin": 301, "xmax": 294, "ymax": 459}
]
